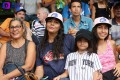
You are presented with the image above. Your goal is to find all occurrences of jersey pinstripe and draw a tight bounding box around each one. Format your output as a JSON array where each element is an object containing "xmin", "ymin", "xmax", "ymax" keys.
[{"xmin": 65, "ymin": 51, "xmax": 102, "ymax": 80}]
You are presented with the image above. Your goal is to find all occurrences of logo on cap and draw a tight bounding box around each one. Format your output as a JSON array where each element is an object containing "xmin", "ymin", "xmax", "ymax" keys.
[
  {"xmin": 19, "ymin": 7, "xmax": 24, "ymax": 9},
  {"xmin": 51, "ymin": 13, "xmax": 58, "ymax": 18},
  {"xmin": 100, "ymin": 18, "xmax": 107, "ymax": 23}
]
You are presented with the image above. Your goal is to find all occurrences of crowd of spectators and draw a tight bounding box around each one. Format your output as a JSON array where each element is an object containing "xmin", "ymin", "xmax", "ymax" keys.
[{"xmin": 0, "ymin": 0, "xmax": 120, "ymax": 80}]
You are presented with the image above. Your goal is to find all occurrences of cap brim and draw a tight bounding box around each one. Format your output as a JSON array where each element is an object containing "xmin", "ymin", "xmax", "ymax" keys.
[
  {"xmin": 45, "ymin": 17, "xmax": 64, "ymax": 27},
  {"xmin": 76, "ymin": 34, "xmax": 92, "ymax": 41},
  {"xmin": 94, "ymin": 23, "xmax": 111, "ymax": 28},
  {"xmin": 46, "ymin": 17, "xmax": 62, "ymax": 23},
  {"xmin": 16, "ymin": 9, "xmax": 26, "ymax": 13}
]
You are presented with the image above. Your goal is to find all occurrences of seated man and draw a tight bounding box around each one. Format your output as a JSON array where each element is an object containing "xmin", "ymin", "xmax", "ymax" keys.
[
  {"xmin": 64, "ymin": 0, "xmax": 93, "ymax": 37},
  {"xmin": 31, "ymin": 7, "xmax": 49, "ymax": 45},
  {"xmin": 62, "ymin": 0, "xmax": 91, "ymax": 21}
]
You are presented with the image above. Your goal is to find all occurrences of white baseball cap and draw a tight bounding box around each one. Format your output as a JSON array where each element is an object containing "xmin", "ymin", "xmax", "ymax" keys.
[
  {"xmin": 46, "ymin": 12, "xmax": 63, "ymax": 23},
  {"xmin": 93, "ymin": 17, "xmax": 111, "ymax": 28}
]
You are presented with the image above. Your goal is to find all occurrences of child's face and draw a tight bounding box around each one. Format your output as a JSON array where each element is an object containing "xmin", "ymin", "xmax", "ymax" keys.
[
  {"xmin": 77, "ymin": 38, "xmax": 88, "ymax": 52},
  {"xmin": 96, "ymin": 24, "xmax": 109, "ymax": 40}
]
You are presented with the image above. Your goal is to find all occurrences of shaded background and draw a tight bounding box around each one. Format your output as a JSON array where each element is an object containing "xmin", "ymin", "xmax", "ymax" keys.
[{"xmin": 0, "ymin": 0, "xmax": 20, "ymax": 23}]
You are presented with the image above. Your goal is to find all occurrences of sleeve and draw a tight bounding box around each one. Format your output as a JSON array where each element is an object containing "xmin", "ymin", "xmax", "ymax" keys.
[
  {"xmin": 66, "ymin": 34, "xmax": 75, "ymax": 52},
  {"xmin": 93, "ymin": 54, "xmax": 102, "ymax": 71},
  {"xmin": 62, "ymin": 6, "xmax": 69, "ymax": 19},
  {"xmin": 36, "ymin": 53, "xmax": 44, "ymax": 66},
  {"xmin": 36, "ymin": 45, "xmax": 44, "ymax": 66},
  {"xmin": 25, "ymin": 21, "xmax": 30, "ymax": 28},
  {"xmin": 88, "ymin": 18, "xmax": 93, "ymax": 31},
  {"xmin": 0, "ymin": 18, "xmax": 11, "ymax": 30},
  {"xmin": 64, "ymin": 55, "xmax": 70, "ymax": 70},
  {"xmin": 63, "ymin": 21, "xmax": 69, "ymax": 34},
  {"xmin": 84, "ymin": 3, "xmax": 91, "ymax": 16},
  {"xmin": 69, "ymin": 35, "xmax": 75, "ymax": 52}
]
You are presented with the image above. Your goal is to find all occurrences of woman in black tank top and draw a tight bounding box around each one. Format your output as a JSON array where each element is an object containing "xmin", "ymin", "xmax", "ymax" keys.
[{"xmin": 92, "ymin": 0, "xmax": 113, "ymax": 20}]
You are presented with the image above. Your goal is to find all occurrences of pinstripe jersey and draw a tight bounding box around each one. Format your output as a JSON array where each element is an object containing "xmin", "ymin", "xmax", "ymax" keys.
[{"xmin": 65, "ymin": 51, "xmax": 102, "ymax": 80}]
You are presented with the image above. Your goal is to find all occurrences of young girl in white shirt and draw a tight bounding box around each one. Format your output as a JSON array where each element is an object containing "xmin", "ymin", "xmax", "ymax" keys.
[{"xmin": 53, "ymin": 29, "xmax": 102, "ymax": 80}]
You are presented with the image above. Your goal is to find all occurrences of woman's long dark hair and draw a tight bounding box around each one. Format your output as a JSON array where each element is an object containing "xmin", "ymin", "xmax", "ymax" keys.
[
  {"xmin": 92, "ymin": 24, "xmax": 110, "ymax": 53},
  {"xmin": 38, "ymin": 19, "xmax": 65, "ymax": 59}
]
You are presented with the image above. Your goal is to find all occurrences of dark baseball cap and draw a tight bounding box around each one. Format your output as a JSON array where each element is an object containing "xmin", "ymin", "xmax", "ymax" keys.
[
  {"xmin": 15, "ymin": 6, "xmax": 26, "ymax": 13},
  {"xmin": 75, "ymin": 29, "xmax": 92, "ymax": 41}
]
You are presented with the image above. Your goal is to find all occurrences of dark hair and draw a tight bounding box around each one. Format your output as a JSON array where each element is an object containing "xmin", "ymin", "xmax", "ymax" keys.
[
  {"xmin": 38, "ymin": 18, "xmax": 65, "ymax": 59},
  {"xmin": 113, "ymin": 1, "xmax": 120, "ymax": 10},
  {"xmin": 69, "ymin": 0, "xmax": 81, "ymax": 9},
  {"xmin": 92, "ymin": 24, "xmax": 110, "ymax": 53},
  {"xmin": 74, "ymin": 37, "xmax": 93, "ymax": 55}
]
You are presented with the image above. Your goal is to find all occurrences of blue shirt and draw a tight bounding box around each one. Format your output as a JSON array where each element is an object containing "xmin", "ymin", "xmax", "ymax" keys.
[
  {"xmin": 63, "ymin": 16, "xmax": 93, "ymax": 34},
  {"xmin": 36, "ymin": 34, "xmax": 75, "ymax": 79},
  {"xmin": 62, "ymin": 2, "xmax": 91, "ymax": 19}
]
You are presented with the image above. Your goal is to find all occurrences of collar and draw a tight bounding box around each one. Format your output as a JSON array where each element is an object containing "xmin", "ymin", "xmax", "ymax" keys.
[{"xmin": 70, "ymin": 16, "xmax": 85, "ymax": 25}]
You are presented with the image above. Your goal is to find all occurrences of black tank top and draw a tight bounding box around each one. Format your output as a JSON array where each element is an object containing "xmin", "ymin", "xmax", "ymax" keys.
[{"xmin": 94, "ymin": 3, "xmax": 112, "ymax": 19}]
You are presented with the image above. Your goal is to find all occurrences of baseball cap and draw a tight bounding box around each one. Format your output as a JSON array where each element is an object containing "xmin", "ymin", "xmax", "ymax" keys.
[
  {"xmin": 15, "ymin": 6, "xmax": 26, "ymax": 13},
  {"xmin": 46, "ymin": 12, "xmax": 63, "ymax": 23},
  {"xmin": 75, "ymin": 29, "xmax": 92, "ymax": 41},
  {"xmin": 93, "ymin": 17, "xmax": 111, "ymax": 28}
]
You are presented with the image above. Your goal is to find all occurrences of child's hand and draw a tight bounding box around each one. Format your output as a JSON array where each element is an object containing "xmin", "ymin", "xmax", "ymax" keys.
[
  {"xmin": 53, "ymin": 75, "xmax": 61, "ymax": 80},
  {"xmin": 93, "ymin": 70, "xmax": 103, "ymax": 80}
]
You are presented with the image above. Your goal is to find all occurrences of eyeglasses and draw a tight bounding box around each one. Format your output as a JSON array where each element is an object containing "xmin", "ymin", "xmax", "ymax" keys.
[{"xmin": 9, "ymin": 25, "xmax": 22, "ymax": 30}]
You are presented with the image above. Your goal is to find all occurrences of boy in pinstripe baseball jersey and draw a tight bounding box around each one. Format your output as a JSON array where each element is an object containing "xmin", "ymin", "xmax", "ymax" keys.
[{"xmin": 54, "ymin": 29, "xmax": 102, "ymax": 80}]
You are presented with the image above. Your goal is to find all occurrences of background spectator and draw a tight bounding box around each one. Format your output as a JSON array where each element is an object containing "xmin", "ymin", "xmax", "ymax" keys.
[
  {"xmin": 0, "ymin": 6, "xmax": 32, "ymax": 48},
  {"xmin": 109, "ymin": 2, "xmax": 120, "ymax": 62},
  {"xmin": 62, "ymin": 0, "xmax": 91, "ymax": 21},
  {"xmin": 20, "ymin": 0, "xmax": 41, "ymax": 22},
  {"xmin": 31, "ymin": 7, "xmax": 49, "ymax": 45},
  {"xmin": 92, "ymin": 0, "xmax": 113, "ymax": 20},
  {"xmin": 63, "ymin": 0, "xmax": 93, "ymax": 37}
]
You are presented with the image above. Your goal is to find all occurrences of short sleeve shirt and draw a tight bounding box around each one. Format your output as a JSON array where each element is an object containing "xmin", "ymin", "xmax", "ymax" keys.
[
  {"xmin": 63, "ymin": 16, "xmax": 93, "ymax": 34},
  {"xmin": 65, "ymin": 51, "xmax": 102, "ymax": 80},
  {"xmin": 36, "ymin": 34, "xmax": 75, "ymax": 79}
]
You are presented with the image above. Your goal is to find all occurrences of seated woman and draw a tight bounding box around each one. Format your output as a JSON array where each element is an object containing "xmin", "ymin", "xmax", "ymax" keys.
[
  {"xmin": 0, "ymin": 18, "xmax": 36, "ymax": 80},
  {"xmin": 35, "ymin": 12, "xmax": 75, "ymax": 80}
]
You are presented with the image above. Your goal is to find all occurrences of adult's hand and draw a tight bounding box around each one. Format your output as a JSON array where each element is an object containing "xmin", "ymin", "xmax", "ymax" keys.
[{"xmin": 114, "ymin": 63, "xmax": 120, "ymax": 77}]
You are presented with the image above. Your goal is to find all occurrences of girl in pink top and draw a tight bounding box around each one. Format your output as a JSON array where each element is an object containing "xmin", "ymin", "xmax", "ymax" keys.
[{"xmin": 92, "ymin": 17, "xmax": 120, "ymax": 80}]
